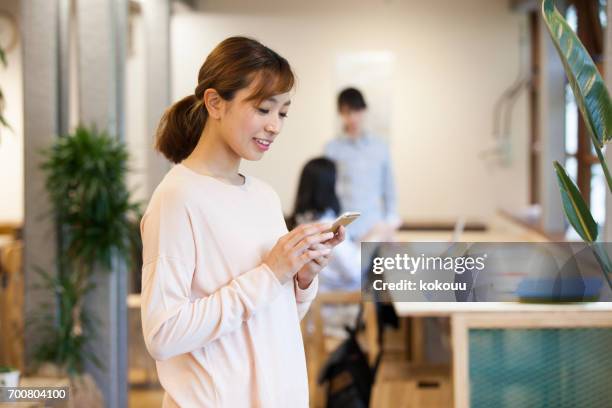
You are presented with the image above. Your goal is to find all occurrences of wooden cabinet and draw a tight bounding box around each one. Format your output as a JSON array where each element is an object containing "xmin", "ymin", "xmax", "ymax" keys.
[{"xmin": 0, "ymin": 237, "xmax": 24, "ymax": 371}]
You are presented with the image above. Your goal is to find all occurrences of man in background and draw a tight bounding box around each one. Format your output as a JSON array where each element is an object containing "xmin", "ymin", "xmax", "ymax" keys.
[{"xmin": 325, "ymin": 87, "xmax": 401, "ymax": 242}]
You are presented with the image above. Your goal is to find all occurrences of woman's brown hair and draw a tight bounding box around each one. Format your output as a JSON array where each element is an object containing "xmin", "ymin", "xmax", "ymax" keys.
[{"xmin": 155, "ymin": 36, "xmax": 295, "ymax": 163}]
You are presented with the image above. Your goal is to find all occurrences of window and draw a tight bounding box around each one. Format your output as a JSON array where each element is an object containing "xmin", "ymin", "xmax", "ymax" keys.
[{"xmin": 563, "ymin": 1, "xmax": 607, "ymax": 227}]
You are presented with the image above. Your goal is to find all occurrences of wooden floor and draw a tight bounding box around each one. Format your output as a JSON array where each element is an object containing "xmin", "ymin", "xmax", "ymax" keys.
[
  {"xmin": 129, "ymin": 379, "xmax": 451, "ymax": 408},
  {"xmin": 129, "ymin": 321, "xmax": 452, "ymax": 407},
  {"xmin": 129, "ymin": 388, "xmax": 164, "ymax": 407},
  {"xmin": 128, "ymin": 356, "xmax": 452, "ymax": 408},
  {"xmin": 370, "ymin": 361, "xmax": 452, "ymax": 408},
  {"xmin": 371, "ymin": 381, "xmax": 452, "ymax": 408}
]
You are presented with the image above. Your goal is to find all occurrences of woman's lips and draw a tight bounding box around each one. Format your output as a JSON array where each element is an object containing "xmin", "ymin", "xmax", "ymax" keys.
[{"xmin": 253, "ymin": 138, "xmax": 272, "ymax": 151}]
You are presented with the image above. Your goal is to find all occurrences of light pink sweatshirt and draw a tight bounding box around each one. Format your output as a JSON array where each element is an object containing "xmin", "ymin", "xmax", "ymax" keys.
[{"xmin": 140, "ymin": 164, "xmax": 318, "ymax": 407}]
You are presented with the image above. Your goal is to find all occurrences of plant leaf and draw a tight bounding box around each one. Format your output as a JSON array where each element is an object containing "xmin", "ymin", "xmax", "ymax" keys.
[
  {"xmin": 542, "ymin": 0, "xmax": 612, "ymax": 147},
  {"xmin": 553, "ymin": 161, "xmax": 598, "ymax": 242},
  {"xmin": 0, "ymin": 115, "xmax": 10, "ymax": 130}
]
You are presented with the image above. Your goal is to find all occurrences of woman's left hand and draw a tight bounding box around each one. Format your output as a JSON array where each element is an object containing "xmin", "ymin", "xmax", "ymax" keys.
[{"xmin": 296, "ymin": 226, "xmax": 346, "ymax": 289}]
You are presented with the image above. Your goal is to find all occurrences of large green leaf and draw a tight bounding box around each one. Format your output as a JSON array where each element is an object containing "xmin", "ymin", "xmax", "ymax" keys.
[
  {"xmin": 542, "ymin": 0, "xmax": 612, "ymax": 148},
  {"xmin": 553, "ymin": 161, "xmax": 598, "ymax": 242}
]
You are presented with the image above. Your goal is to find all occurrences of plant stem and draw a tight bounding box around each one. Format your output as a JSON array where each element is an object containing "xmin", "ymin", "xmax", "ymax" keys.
[
  {"xmin": 594, "ymin": 143, "xmax": 612, "ymax": 193},
  {"xmin": 591, "ymin": 242, "xmax": 612, "ymax": 291}
]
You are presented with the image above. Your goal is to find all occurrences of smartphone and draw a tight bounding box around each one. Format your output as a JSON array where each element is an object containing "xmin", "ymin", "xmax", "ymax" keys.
[{"xmin": 326, "ymin": 212, "xmax": 361, "ymax": 234}]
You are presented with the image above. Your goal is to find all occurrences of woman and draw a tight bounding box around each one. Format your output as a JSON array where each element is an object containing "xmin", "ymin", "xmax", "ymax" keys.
[
  {"xmin": 140, "ymin": 37, "xmax": 345, "ymax": 407},
  {"xmin": 292, "ymin": 158, "xmax": 359, "ymax": 292},
  {"xmin": 291, "ymin": 157, "xmax": 391, "ymax": 337}
]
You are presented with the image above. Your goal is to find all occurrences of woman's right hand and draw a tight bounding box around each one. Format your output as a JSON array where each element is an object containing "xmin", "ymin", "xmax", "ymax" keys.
[{"xmin": 263, "ymin": 223, "xmax": 334, "ymax": 284}]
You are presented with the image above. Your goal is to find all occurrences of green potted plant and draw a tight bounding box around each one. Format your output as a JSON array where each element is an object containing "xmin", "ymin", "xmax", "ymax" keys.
[
  {"xmin": 28, "ymin": 125, "xmax": 140, "ymax": 402},
  {"xmin": 0, "ymin": 365, "xmax": 20, "ymax": 387},
  {"xmin": 542, "ymin": 0, "xmax": 612, "ymax": 290}
]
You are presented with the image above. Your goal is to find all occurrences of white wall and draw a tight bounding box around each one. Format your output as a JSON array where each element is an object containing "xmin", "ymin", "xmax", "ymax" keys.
[
  {"xmin": 126, "ymin": 13, "xmax": 149, "ymax": 205},
  {"xmin": 170, "ymin": 0, "xmax": 530, "ymax": 221},
  {"xmin": 0, "ymin": 0, "xmax": 23, "ymax": 224}
]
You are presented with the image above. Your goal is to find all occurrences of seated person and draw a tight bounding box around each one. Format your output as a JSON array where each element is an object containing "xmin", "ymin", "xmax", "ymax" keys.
[{"xmin": 291, "ymin": 157, "xmax": 392, "ymax": 337}]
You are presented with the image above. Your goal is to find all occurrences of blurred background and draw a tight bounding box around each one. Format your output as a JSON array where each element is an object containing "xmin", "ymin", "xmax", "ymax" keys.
[{"xmin": 0, "ymin": 0, "xmax": 611, "ymax": 407}]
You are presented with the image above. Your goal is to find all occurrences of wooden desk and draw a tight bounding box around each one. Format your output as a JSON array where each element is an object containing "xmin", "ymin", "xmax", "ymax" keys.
[
  {"xmin": 393, "ymin": 213, "xmax": 550, "ymax": 244},
  {"xmin": 394, "ymin": 302, "xmax": 612, "ymax": 407},
  {"xmin": 389, "ymin": 215, "xmax": 612, "ymax": 407},
  {"xmin": 0, "ymin": 239, "xmax": 23, "ymax": 371},
  {"xmin": 388, "ymin": 213, "xmax": 551, "ymax": 367},
  {"xmin": 393, "ymin": 301, "xmax": 612, "ymax": 317}
]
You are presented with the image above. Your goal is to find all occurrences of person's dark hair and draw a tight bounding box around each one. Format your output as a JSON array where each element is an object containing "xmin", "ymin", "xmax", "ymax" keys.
[
  {"xmin": 337, "ymin": 87, "xmax": 367, "ymax": 112},
  {"xmin": 156, "ymin": 36, "xmax": 295, "ymax": 163},
  {"xmin": 292, "ymin": 157, "xmax": 341, "ymax": 226}
]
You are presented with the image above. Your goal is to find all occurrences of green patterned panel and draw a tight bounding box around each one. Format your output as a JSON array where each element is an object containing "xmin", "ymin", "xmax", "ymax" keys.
[{"xmin": 469, "ymin": 329, "xmax": 612, "ymax": 408}]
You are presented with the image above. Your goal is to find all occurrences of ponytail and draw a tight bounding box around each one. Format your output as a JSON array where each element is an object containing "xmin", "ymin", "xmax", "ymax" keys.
[{"xmin": 155, "ymin": 94, "xmax": 208, "ymax": 164}]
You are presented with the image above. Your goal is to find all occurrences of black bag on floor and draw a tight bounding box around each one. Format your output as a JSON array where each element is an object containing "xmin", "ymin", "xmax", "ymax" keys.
[{"xmin": 317, "ymin": 308, "xmax": 379, "ymax": 408}]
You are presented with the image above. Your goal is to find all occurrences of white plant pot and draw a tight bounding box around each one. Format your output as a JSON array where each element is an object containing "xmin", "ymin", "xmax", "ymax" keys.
[{"xmin": 0, "ymin": 370, "xmax": 20, "ymax": 387}]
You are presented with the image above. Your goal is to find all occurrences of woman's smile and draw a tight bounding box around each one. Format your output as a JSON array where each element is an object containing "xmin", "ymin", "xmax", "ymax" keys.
[{"xmin": 253, "ymin": 137, "xmax": 272, "ymax": 151}]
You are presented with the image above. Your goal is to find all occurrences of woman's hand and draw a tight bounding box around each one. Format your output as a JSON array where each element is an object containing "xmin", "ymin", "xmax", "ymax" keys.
[
  {"xmin": 296, "ymin": 226, "xmax": 346, "ymax": 289},
  {"xmin": 263, "ymin": 223, "xmax": 334, "ymax": 285},
  {"xmin": 323, "ymin": 225, "xmax": 346, "ymax": 248}
]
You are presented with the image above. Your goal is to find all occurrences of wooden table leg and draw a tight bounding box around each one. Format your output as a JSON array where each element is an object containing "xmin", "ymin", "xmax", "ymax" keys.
[
  {"xmin": 410, "ymin": 317, "xmax": 425, "ymax": 365},
  {"xmin": 451, "ymin": 314, "xmax": 468, "ymax": 408}
]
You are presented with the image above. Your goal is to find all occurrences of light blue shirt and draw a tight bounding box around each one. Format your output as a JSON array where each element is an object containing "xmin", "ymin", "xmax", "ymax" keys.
[{"xmin": 325, "ymin": 133, "xmax": 399, "ymax": 240}]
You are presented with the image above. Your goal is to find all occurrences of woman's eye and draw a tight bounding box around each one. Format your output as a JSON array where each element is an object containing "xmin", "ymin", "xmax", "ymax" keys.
[{"xmin": 257, "ymin": 107, "xmax": 288, "ymax": 118}]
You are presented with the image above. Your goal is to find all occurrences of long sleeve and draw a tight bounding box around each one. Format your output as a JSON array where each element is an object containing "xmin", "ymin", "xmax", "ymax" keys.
[
  {"xmin": 294, "ymin": 275, "xmax": 319, "ymax": 320},
  {"xmin": 267, "ymin": 189, "xmax": 320, "ymax": 321},
  {"xmin": 140, "ymin": 190, "xmax": 284, "ymax": 361}
]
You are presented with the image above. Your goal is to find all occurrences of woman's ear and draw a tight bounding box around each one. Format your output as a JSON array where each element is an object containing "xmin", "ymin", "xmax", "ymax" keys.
[{"xmin": 203, "ymin": 88, "xmax": 224, "ymax": 120}]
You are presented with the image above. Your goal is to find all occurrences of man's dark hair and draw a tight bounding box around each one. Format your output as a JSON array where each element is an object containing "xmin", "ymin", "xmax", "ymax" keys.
[{"xmin": 337, "ymin": 87, "xmax": 367, "ymax": 111}]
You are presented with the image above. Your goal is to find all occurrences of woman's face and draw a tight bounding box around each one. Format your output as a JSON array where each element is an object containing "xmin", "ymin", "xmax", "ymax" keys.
[{"xmin": 219, "ymin": 82, "xmax": 292, "ymax": 161}]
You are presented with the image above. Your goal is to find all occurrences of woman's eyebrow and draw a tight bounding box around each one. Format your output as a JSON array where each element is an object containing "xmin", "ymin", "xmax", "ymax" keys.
[{"xmin": 266, "ymin": 97, "xmax": 291, "ymax": 106}]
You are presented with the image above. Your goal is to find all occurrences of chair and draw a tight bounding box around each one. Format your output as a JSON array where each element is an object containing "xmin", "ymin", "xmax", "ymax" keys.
[
  {"xmin": 302, "ymin": 291, "xmax": 373, "ymax": 407},
  {"xmin": 0, "ymin": 239, "xmax": 24, "ymax": 371},
  {"xmin": 303, "ymin": 291, "xmax": 452, "ymax": 407}
]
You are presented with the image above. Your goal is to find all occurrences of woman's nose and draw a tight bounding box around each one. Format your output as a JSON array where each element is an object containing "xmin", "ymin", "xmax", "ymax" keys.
[{"xmin": 265, "ymin": 118, "xmax": 280, "ymax": 135}]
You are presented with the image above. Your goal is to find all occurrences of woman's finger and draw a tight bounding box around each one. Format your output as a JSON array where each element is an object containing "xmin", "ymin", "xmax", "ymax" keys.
[
  {"xmin": 313, "ymin": 248, "xmax": 331, "ymax": 266},
  {"xmin": 285, "ymin": 223, "xmax": 332, "ymax": 249},
  {"xmin": 300, "ymin": 247, "xmax": 330, "ymax": 264},
  {"xmin": 313, "ymin": 256, "xmax": 329, "ymax": 267},
  {"xmin": 324, "ymin": 225, "xmax": 346, "ymax": 247},
  {"xmin": 294, "ymin": 231, "xmax": 334, "ymax": 255},
  {"xmin": 309, "ymin": 243, "xmax": 327, "ymax": 251}
]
